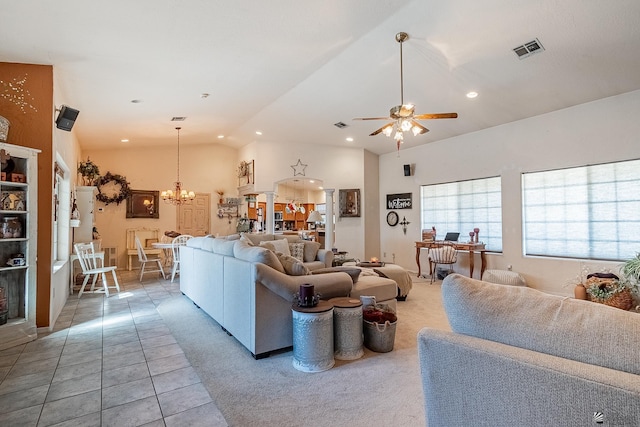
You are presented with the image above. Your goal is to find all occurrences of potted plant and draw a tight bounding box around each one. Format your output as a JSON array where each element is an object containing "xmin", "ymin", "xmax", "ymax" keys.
[
  {"xmin": 621, "ymin": 252, "xmax": 640, "ymax": 288},
  {"xmin": 77, "ymin": 157, "xmax": 100, "ymax": 186}
]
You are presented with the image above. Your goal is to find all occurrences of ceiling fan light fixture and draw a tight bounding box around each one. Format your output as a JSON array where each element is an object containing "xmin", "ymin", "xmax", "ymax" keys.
[
  {"xmin": 382, "ymin": 126, "xmax": 393, "ymax": 137},
  {"xmin": 411, "ymin": 126, "xmax": 422, "ymax": 136},
  {"xmin": 394, "ymin": 130, "xmax": 403, "ymax": 141},
  {"xmin": 401, "ymin": 119, "xmax": 412, "ymax": 132}
]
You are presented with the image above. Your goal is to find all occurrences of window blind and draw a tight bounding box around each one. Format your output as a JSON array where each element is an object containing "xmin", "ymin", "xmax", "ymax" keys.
[
  {"xmin": 421, "ymin": 176, "xmax": 502, "ymax": 252},
  {"xmin": 522, "ymin": 159, "xmax": 640, "ymax": 260}
]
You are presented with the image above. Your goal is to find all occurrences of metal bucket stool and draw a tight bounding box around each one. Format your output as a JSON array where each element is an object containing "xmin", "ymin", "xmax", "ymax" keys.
[
  {"xmin": 291, "ymin": 300, "xmax": 334, "ymax": 372},
  {"xmin": 328, "ymin": 297, "xmax": 364, "ymax": 360}
]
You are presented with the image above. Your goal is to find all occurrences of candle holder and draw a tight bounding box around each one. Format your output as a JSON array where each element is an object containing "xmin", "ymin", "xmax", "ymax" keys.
[{"xmin": 294, "ymin": 284, "xmax": 321, "ymax": 307}]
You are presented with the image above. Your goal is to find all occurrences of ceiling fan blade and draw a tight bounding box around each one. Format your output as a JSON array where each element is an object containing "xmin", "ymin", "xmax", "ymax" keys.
[
  {"xmin": 410, "ymin": 121, "xmax": 429, "ymax": 134},
  {"xmin": 370, "ymin": 122, "xmax": 394, "ymax": 136},
  {"xmin": 353, "ymin": 117, "xmax": 392, "ymax": 121},
  {"xmin": 413, "ymin": 112, "xmax": 458, "ymax": 120}
]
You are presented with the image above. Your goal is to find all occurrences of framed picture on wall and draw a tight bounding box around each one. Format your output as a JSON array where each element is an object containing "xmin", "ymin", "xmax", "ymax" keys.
[
  {"xmin": 339, "ymin": 189, "xmax": 360, "ymax": 217},
  {"xmin": 126, "ymin": 190, "xmax": 160, "ymax": 218}
]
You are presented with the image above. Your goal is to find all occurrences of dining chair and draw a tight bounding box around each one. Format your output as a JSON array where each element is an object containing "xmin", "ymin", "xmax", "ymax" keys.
[
  {"xmin": 428, "ymin": 241, "xmax": 458, "ymax": 283},
  {"xmin": 170, "ymin": 234, "xmax": 193, "ymax": 283},
  {"xmin": 135, "ymin": 235, "xmax": 166, "ymax": 281},
  {"xmin": 74, "ymin": 242, "xmax": 120, "ymax": 298}
]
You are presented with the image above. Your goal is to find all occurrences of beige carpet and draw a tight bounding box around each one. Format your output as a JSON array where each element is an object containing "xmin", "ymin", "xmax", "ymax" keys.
[{"xmin": 156, "ymin": 275, "xmax": 450, "ymax": 427}]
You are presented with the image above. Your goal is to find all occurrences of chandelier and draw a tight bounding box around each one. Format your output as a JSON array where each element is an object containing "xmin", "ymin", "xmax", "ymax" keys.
[{"xmin": 161, "ymin": 126, "xmax": 195, "ymax": 205}]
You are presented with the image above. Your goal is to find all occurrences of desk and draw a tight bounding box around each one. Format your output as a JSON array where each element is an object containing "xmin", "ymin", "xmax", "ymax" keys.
[
  {"xmin": 69, "ymin": 252, "xmax": 104, "ymax": 295},
  {"xmin": 415, "ymin": 241, "xmax": 486, "ymax": 279}
]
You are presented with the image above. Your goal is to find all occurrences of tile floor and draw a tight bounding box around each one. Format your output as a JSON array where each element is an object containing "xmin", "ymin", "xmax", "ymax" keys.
[{"xmin": 0, "ymin": 270, "xmax": 227, "ymax": 427}]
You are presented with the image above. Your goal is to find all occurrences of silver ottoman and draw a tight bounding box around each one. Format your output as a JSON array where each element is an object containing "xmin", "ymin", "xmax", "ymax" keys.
[
  {"xmin": 291, "ymin": 300, "xmax": 334, "ymax": 372},
  {"xmin": 329, "ymin": 297, "xmax": 364, "ymax": 360}
]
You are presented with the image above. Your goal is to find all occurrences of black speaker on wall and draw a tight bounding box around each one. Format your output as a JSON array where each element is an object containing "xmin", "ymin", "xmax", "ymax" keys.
[
  {"xmin": 55, "ymin": 105, "xmax": 80, "ymax": 131},
  {"xmin": 403, "ymin": 164, "xmax": 412, "ymax": 176}
]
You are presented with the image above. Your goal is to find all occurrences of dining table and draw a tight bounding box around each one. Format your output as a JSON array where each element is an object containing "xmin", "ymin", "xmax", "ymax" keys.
[
  {"xmin": 415, "ymin": 240, "xmax": 486, "ymax": 279},
  {"xmin": 151, "ymin": 242, "xmax": 174, "ymax": 270}
]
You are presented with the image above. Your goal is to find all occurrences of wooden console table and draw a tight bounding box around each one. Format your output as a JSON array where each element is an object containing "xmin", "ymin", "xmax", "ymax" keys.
[{"xmin": 415, "ymin": 241, "xmax": 486, "ymax": 279}]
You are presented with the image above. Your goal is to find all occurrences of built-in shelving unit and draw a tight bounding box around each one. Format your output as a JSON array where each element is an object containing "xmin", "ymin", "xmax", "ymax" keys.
[{"xmin": 0, "ymin": 142, "xmax": 39, "ymax": 351}]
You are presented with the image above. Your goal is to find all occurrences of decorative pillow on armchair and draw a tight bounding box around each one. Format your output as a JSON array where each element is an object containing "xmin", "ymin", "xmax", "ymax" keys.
[
  {"xmin": 303, "ymin": 241, "xmax": 321, "ymax": 262},
  {"xmin": 276, "ymin": 253, "xmax": 310, "ymax": 276},
  {"xmin": 289, "ymin": 242, "xmax": 305, "ymax": 261}
]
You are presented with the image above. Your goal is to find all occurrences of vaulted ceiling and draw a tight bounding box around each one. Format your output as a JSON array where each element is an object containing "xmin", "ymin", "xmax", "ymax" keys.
[{"xmin": 2, "ymin": 0, "xmax": 640, "ymax": 155}]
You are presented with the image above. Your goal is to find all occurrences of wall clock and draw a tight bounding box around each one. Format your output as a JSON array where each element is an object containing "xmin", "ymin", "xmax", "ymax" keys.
[{"xmin": 386, "ymin": 211, "xmax": 399, "ymax": 226}]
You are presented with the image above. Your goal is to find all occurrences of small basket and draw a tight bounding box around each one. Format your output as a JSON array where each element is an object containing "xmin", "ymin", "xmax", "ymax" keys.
[{"xmin": 585, "ymin": 276, "xmax": 634, "ymax": 311}]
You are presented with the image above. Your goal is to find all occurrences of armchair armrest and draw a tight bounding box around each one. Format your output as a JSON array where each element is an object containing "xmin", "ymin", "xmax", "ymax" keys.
[{"xmin": 316, "ymin": 249, "xmax": 334, "ymax": 268}]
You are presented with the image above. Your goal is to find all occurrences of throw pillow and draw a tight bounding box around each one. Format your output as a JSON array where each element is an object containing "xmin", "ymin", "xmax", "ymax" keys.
[
  {"xmin": 277, "ymin": 253, "xmax": 310, "ymax": 276},
  {"xmin": 289, "ymin": 242, "xmax": 305, "ymax": 261},
  {"xmin": 303, "ymin": 241, "xmax": 321, "ymax": 262},
  {"xmin": 233, "ymin": 240, "xmax": 285, "ymax": 273},
  {"xmin": 312, "ymin": 266, "xmax": 361, "ymax": 284},
  {"xmin": 260, "ymin": 238, "xmax": 291, "ymax": 256},
  {"xmin": 259, "ymin": 241, "xmax": 276, "ymax": 252}
]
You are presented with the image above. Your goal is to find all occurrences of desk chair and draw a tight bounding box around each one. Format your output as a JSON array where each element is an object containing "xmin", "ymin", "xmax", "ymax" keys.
[
  {"xmin": 135, "ymin": 236, "xmax": 166, "ymax": 281},
  {"xmin": 170, "ymin": 234, "xmax": 193, "ymax": 283},
  {"xmin": 428, "ymin": 241, "xmax": 458, "ymax": 284},
  {"xmin": 74, "ymin": 242, "xmax": 120, "ymax": 298}
]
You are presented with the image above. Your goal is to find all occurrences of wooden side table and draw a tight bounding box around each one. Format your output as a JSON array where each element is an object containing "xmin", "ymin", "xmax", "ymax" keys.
[
  {"xmin": 291, "ymin": 300, "xmax": 334, "ymax": 372},
  {"xmin": 329, "ymin": 297, "xmax": 364, "ymax": 360}
]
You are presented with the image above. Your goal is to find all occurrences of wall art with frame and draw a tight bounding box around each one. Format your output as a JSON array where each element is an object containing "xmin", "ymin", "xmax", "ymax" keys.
[
  {"xmin": 339, "ymin": 188, "xmax": 360, "ymax": 217},
  {"xmin": 126, "ymin": 190, "xmax": 159, "ymax": 218}
]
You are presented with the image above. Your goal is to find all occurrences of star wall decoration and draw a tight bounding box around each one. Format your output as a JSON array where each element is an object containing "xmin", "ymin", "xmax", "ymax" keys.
[
  {"xmin": 0, "ymin": 74, "xmax": 38, "ymax": 113},
  {"xmin": 291, "ymin": 159, "xmax": 307, "ymax": 176}
]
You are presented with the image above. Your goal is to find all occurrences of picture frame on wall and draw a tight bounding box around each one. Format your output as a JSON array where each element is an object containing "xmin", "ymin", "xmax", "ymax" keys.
[
  {"xmin": 339, "ymin": 189, "xmax": 360, "ymax": 217},
  {"xmin": 126, "ymin": 190, "xmax": 160, "ymax": 218}
]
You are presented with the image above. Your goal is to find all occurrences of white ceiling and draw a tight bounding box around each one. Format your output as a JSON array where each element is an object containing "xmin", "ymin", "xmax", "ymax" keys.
[{"xmin": 2, "ymin": 0, "xmax": 640, "ymax": 155}]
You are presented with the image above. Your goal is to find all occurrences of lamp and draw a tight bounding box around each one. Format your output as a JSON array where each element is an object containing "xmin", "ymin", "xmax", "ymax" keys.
[
  {"xmin": 161, "ymin": 127, "xmax": 195, "ymax": 205},
  {"xmin": 306, "ymin": 210, "xmax": 323, "ymax": 228}
]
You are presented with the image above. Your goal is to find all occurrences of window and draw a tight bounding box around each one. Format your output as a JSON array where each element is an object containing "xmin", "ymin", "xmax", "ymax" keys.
[
  {"xmin": 522, "ymin": 159, "xmax": 640, "ymax": 261},
  {"xmin": 420, "ymin": 177, "xmax": 502, "ymax": 251}
]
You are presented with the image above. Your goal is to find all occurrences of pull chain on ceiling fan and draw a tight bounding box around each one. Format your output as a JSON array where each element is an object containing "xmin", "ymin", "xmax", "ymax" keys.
[{"xmin": 353, "ymin": 32, "xmax": 458, "ymax": 152}]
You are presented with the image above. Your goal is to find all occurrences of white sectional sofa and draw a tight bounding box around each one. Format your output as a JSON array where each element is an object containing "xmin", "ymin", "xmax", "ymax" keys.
[{"xmin": 180, "ymin": 234, "xmax": 397, "ymax": 358}]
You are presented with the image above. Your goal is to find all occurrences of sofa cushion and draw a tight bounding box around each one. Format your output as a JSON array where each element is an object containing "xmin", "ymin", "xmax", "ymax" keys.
[
  {"xmin": 276, "ymin": 253, "xmax": 310, "ymax": 276},
  {"xmin": 350, "ymin": 275, "xmax": 398, "ymax": 302},
  {"xmin": 186, "ymin": 236, "xmax": 207, "ymax": 249},
  {"xmin": 211, "ymin": 238, "xmax": 235, "ymax": 256},
  {"xmin": 289, "ymin": 242, "xmax": 305, "ymax": 261},
  {"xmin": 312, "ymin": 266, "xmax": 361, "ymax": 284},
  {"xmin": 241, "ymin": 233, "xmax": 275, "ymax": 246},
  {"xmin": 239, "ymin": 234, "xmax": 254, "ymax": 246},
  {"xmin": 201, "ymin": 237, "xmax": 216, "ymax": 252},
  {"xmin": 233, "ymin": 240, "xmax": 285, "ymax": 273},
  {"xmin": 302, "ymin": 241, "xmax": 321, "ymax": 262},
  {"xmin": 442, "ymin": 274, "xmax": 640, "ymax": 376},
  {"xmin": 260, "ymin": 238, "xmax": 290, "ymax": 256}
]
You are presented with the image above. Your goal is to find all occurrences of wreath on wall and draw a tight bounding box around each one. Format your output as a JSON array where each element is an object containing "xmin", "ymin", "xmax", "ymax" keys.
[{"xmin": 95, "ymin": 171, "xmax": 131, "ymax": 205}]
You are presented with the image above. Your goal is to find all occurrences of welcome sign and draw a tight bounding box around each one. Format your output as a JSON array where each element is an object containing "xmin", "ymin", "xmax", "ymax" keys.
[{"xmin": 386, "ymin": 193, "xmax": 412, "ymax": 209}]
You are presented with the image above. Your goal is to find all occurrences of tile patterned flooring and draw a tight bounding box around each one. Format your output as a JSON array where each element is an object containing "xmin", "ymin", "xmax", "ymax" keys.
[{"xmin": 0, "ymin": 271, "xmax": 227, "ymax": 426}]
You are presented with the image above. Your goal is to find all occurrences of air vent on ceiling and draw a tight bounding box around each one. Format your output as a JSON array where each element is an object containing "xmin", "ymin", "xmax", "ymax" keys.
[
  {"xmin": 171, "ymin": 116, "xmax": 187, "ymax": 121},
  {"xmin": 334, "ymin": 121, "xmax": 348, "ymax": 129},
  {"xmin": 513, "ymin": 38, "xmax": 544, "ymax": 59}
]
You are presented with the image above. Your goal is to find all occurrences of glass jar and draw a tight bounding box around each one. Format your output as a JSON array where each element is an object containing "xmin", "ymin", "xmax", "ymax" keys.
[{"xmin": 1, "ymin": 217, "xmax": 22, "ymax": 238}]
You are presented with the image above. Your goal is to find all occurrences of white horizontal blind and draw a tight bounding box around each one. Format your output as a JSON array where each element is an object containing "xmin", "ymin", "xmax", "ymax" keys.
[
  {"xmin": 522, "ymin": 159, "xmax": 640, "ymax": 260},
  {"xmin": 420, "ymin": 177, "xmax": 502, "ymax": 251}
]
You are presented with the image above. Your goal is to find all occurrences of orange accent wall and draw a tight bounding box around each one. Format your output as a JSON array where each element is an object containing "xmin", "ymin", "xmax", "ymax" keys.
[{"xmin": 0, "ymin": 62, "xmax": 54, "ymax": 327}]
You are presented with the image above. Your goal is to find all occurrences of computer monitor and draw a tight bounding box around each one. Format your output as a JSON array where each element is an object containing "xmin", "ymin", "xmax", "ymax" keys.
[{"xmin": 444, "ymin": 232, "xmax": 460, "ymax": 241}]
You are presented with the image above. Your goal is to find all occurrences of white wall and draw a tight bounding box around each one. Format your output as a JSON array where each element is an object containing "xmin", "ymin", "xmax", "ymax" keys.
[{"xmin": 379, "ymin": 89, "xmax": 640, "ymax": 295}]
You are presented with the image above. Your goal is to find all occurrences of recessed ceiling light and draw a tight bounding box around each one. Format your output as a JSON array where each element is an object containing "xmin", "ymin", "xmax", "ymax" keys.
[
  {"xmin": 201, "ymin": 93, "xmax": 210, "ymax": 98},
  {"xmin": 255, "ymin": 131, "xmax": 262, "ymax": 135},
  {"xmin": 466, "ymin": 91, "xmax": 478, "ymax": 99},
  {"xmin": 217, "ymin": 135, "xmax": 225, "ymax": 139},
  {"xmin": 121, "ymin": 139, "xmax": 129, "ymax": 143},
  {"xmin": 346, "ymin": 137, "xmax": 354, "ymax": 142}
]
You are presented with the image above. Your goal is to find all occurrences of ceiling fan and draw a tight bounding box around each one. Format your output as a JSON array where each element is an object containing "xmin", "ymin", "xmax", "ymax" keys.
[{"xmin": 353, "ymin": 32, "xmax": 458, "ymax": 151}]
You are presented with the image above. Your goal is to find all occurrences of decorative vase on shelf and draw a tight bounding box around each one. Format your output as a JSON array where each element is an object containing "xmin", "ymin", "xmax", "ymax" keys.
[{"xmin": 0, "ymin": 115, "xmax": 9, "ymax": 143}]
